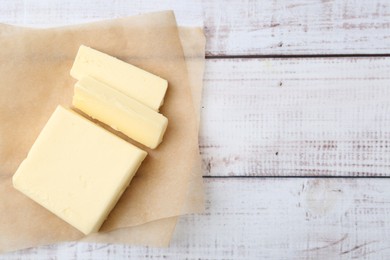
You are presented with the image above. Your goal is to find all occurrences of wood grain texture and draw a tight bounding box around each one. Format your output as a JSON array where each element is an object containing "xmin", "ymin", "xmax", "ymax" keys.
[
  {"xmin": 1, "ymin": 0, "xmax": 390, "ymax": 55},
  {"xmin": 3, "ymin": 178, "xmax": 390, "ymax": 259},
  {"xmin": 201, "ymin": 57, "xmax": 390, "ymax": 177}
]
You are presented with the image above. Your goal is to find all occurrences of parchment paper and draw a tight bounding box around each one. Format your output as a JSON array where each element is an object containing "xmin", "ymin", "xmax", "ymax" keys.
[{"xmin": 0, "ymin": 11, "xmax": 205, "ymax": 252}]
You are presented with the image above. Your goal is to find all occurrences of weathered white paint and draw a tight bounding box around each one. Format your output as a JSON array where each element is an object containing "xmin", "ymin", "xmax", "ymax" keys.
[
  {"xmin": 1, "ymin": 0, "xmax": 390, "ymax": 55},
  {"xmin": 201, "ymin": 58, "xmax": 390, "ymax": 176},
  {"xmin": 4, "ymin": 178, "xmax": 390, "ymax": 259}
]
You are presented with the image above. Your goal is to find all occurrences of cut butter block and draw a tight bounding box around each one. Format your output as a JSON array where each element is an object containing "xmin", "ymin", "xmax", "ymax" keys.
[
  {"xmin": 73, "ymin": 76, "xmax": 168, "ymax": 149},
  {"xmin": 70, "ymin": 45, "xmax": 168, "ymax": 111},
  {"xmin": 12, "ymin": 105, "xmax": 147, "ymax": 235}
]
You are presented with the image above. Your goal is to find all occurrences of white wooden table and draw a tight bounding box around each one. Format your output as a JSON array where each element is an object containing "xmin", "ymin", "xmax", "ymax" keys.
[{"xmin": 2, "ymin": 1, "xmax": 390, "ymax": 259}]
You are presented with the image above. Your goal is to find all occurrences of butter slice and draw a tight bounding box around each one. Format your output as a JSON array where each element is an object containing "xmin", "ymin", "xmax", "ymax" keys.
[
  {"xmin": 12, "ymin": 106, "xmax": 147, "ymax": 235},
  {"xmin": 70, "ymin": 45, "xmax": 168, "ymax": 111},
  {"xmin": 73, "ymin": 76, "xmax": 168, "ymax": 149}
]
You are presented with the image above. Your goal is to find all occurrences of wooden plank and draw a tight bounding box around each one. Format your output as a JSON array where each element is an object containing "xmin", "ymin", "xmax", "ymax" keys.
[
  {"xmin": 203, "ymin": 0, "xmax": 390, "ymax": 55},
  {"xmin": 201, "ymin": 57, "xmax": 390, "ymax": 176},
  {"xmin": 4, "ymin": 178, "xmax": 390, "ymax": 259},
  {"xmin": 1, "ymin": 0, "xmax": 390, "ymax": 55}
]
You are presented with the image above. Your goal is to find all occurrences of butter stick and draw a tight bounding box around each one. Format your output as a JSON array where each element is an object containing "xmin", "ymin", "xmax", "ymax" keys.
[
  {"xmin": 73, "ymin": 76, "xmax": 168, "ymax": 149},
  {"xmin": 70, "ymin": 45, "xmax": 168, "ymax": 111},
  {"xmin": 13, "ymin": 106, "xmax": 147, "ymax": 235}
]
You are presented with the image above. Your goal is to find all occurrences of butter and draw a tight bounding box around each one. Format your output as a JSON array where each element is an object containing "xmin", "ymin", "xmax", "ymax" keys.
[
  {"xmin": 70, "ymin": 45, "xmax": 168, "ymax": 111},
  {"xmin": 12, "ymin": 106, "xmax": 147, "ymax": 235},
  {"xmin": 73, "ymin": 76, "xmax": 168, "ymax": 149}
]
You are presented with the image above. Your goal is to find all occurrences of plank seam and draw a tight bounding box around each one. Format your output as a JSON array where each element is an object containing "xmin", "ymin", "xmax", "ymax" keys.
[
  {"xmin": 203, "ymin": 176, "xmax": 390, "ymax": 179},
  {"xmin": 206, "ymin": 54, "xmax": 390, "ymax": 59}
]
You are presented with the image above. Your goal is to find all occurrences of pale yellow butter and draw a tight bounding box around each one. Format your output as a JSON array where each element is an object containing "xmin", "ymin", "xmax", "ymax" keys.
[
  {"xmin": 12, "ymin": 106, "xmax": 147, "ymax": 235},
  {"xmin": 73, "ymin": 76, "xmax": 168, "ymax": 149},
  {"xmin": 70, "ymin": 45, "xmax": 168, "ymax": 111}
]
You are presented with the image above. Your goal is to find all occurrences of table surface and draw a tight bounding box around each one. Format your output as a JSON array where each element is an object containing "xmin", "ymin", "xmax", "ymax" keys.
[{"xmin": 2, "ymin": 1, "xmax": 390, "ymax": 259}]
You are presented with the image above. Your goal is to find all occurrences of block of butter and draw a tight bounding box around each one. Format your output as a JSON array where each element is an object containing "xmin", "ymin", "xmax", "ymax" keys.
[
  {"xmin": 12, "ymin": 106, "xmax": 147, "ymax": 235},
  {"xmin": 73, "ymin": 76, "xmax": 168, "ymax": 149},
  {"xmin": 70, "ymin": 45, "xmax": 168, "ymax": 111}
]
